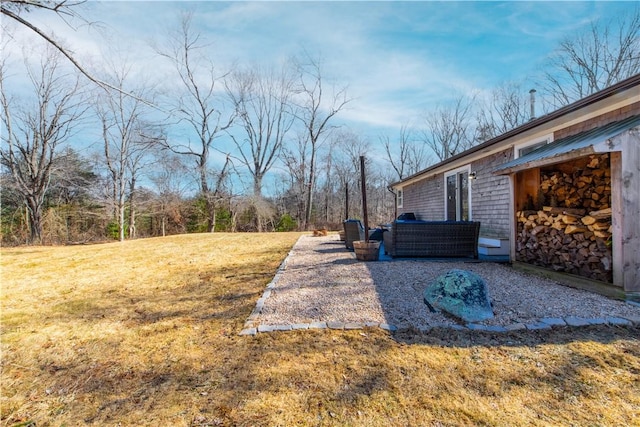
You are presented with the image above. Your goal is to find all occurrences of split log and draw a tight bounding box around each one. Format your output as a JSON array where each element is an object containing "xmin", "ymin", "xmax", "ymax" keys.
[
  {"xmin": 590, "ymin": 208, "xmax": 612, "ymax": 220},
  {"xmin": 561, "ymin": 214, "xmax": 579, "ymax": 224},
  {"xmin": 565, "ymin": 225, "xmax": 587, "ymax": 234},
  {"xmin": 589, "ymin": 222, "xmax": 610, "ymax": 231}
]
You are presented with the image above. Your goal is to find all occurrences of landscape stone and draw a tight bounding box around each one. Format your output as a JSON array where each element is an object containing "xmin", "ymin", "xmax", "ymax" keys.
[
  {"xmin": 379, "ymin": 323, "xmax": 398, "ymax": 331},
  {"xmin": 482, "ymin": 325, "xmax": 508, "ymax": 332},
  {"xmin": 606, "ymin": 316, "xmax": 632, "ymax": 325},
  {"xmin": 587, "ymin": 318, "xmax": 607, "ymax": 325},
  {"xmin": 327, "ymin": 321, "xmax": 345, "ymax": 330},
  {"xmin": 466, "ymin": 323, "xmax": 486, "ymax": 331},
  {"xmin": 423, "ymin": 269, "xmax": 494, "ymax": 323},
  {"xmin": 254, "ymin": 298, "xmax": 266, "ymax": 311},
  {"xmin": 291, "ymin": 323, "xmax": 310, "ymax": 330},
  {"xmin": 622, "ymin": 315, "xmax": 640, "ymax": 325},
  {"xmin": 525, "ymin": 322, "xmax": 551, "ymax": 330},
  {"xmin": 239, "ymin": 328, "xmax": 257, "ymax": 336},
  {"xmin": 466, "ymin": 324, "xmax": 506, "ymax": 332},
  {"xmin": 564, "ymin": 316, "xmax": 590, "ymax": 326},
  {"xmin": 504, "ymin": 323, "xmax": 527, "ymax": 331},
  {"xmin": 429, "ymin": 322, "xmax": 454, "ymax": 329},
  {"xmin": 308, "ymin": 322, "xmax": 327, "ymax": 329},
  {"xmin": 540, "ymin": 317, "xmax": 566, "ymax": 327},
  {"xmin": 344, "ymin": 322, "xmax": 364, "ymax": 330}
]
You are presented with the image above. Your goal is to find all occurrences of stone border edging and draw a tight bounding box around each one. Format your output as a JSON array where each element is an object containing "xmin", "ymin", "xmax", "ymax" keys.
[
  {"xmin": 241, "ymin": 236, "xmax": 298, "ymax": 333},
  {"xmin": 239, "ymin": 236, "xmax": 640, "ymax": 336},
  {"xmin": 240, "ymin": 316, "xmax": 640, "ymax": 336}
]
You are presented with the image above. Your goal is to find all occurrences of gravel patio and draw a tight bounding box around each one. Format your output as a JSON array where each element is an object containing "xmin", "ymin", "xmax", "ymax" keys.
[{"xmin": 241, "ymin": 234, "xmax": 640, "ymax": 335}]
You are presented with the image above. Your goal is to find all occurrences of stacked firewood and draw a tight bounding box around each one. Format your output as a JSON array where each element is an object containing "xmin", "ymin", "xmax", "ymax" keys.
[
  {"xmin": 516, "ymin": 207, "xmax": 612, "ymax": 282},
  {"xmin": 538, "ymin": 155, "xmax": 610, "ymax": 210},
  {"xmin": 516, "ymin": 154, "xmax": 612, "ymax": 282}
]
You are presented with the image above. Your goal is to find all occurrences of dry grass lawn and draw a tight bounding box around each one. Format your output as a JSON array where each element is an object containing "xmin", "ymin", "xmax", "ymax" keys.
[{"xmin": 1, "ymin": 232, "xmax": 639, "ymax": 426}]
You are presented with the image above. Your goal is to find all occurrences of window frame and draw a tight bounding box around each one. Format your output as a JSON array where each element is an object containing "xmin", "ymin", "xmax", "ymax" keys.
[{"xmin": 514, "ymin": 133, "xmax": 553, "ymax": 159}]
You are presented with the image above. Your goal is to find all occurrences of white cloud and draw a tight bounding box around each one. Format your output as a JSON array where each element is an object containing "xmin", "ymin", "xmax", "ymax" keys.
[{"xmin": 4, "ymin": 0, "xmax": 637, "ymax": 139}]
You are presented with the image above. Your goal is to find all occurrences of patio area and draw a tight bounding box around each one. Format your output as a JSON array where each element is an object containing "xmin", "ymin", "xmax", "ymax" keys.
[{"xmin": 241, "ymin": 234, "xmax": 640, "ymax": 335}]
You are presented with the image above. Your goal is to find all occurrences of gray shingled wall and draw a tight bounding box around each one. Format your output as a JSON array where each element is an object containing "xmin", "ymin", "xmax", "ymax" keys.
[
  {"xmin": 399, "ymin": 147, "xmax": 514, "ymax": 237},
  {"xmin": 470, "ymin": 149, "xmax": 513, "ymax": 237},
  {"xmin": 401, "ymin": 175, "xmax": 444, "ymax": 221}
]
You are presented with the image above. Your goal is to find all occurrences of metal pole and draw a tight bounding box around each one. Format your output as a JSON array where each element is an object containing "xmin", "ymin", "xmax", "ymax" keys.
[{"xmin": 360, "ymin": 156, "xmax": 369, "ymax": 242}]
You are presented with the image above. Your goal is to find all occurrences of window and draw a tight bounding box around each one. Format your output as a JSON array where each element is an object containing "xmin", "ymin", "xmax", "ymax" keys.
[
  {"xmin": 444, "ymin": 166, "xmax": 471, "ymax": 221},
  {"xmin": 396, "ymin": 189, "xmax": 403, "ymax": 208},
  {"xmin": 515, "ymin": 134, "xmax": 553, "ymax": 158}
]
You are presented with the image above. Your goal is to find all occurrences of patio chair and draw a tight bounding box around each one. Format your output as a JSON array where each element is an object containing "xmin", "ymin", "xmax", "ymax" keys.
[{"xmin": 343, "ymin": 219, "xmax": 365, "ymax": 250}]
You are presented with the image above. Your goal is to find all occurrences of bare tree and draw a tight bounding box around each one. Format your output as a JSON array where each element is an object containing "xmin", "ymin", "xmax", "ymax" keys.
[
  {"xmin": 127, "ymin": 123, "xmax": 163, "ymax": 239},
  {"xmin": 336, "ymin": 131, "xmax": 372, "ymax": 221},
  {"xmin": 475, "ymin": 82, "xmax": 531, "ymax": 142},
  {"xmin": 225, "ymin": 64, "xmax": 295, "ymax": 231},
  {"xmin": 2, "ymin": 1, "xmax": 158, "ymax": 107},
  {"xmin": 541, "ymin": 8, "xmax": 640, "ymax": 107},
  {"xmin": 96, "ymin": 58, "xmax": 156, "ymax": 241},
  {"xmin": 293, "ymin": 52, "xmax": 350, "ymax": 229},
  {"xmin": 382, "ymin": 124, "xmax": 431, "ymax": 180},
  {"xmin": 0, "ymin": 46, "xmax": 86, "ymax": 244},
  {"xmin": 156, "ymin": 13, "xmax": 234, "ymax": 232},
  {"xmin": 226, "ymin": 64, "xmax": 296, "ymax": 197},
  {"xmin": 281, "ymin": 130, "xmax": 309, "ymax": 226},
  {"xmin": 420, "ymin": 95, "xmax": 476, "ymax": 161},
  {"xmin": 148, "ymin": 149, "xmax": 192, "ymax": 236}
]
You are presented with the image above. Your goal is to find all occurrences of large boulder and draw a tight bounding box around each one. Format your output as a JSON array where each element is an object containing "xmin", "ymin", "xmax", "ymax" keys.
[{"xmin": 423, "ymin": 269, "xmax": 494, "ymax": 323}]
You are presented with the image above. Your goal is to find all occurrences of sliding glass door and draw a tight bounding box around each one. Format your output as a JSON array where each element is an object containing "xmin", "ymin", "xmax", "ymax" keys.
[{"xmin": 445, "ymin": 169, "xmax": 470, "ymax": 221}]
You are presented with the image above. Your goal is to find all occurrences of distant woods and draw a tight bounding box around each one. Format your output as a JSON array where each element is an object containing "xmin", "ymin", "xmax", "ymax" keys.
[{"xmin": 1, "ymin": 2, "xmax": 639, "ymax": 244}]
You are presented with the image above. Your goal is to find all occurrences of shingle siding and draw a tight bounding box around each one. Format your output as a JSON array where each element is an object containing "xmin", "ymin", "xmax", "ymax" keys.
[
  {"xmin": 400, "ymin": 148, "xmax": 513, "ymax": 236},
  {"xmin": 471, "ymin": 149, "xmax": 513, "ymax": 237},
  {"xmin": 554, "ymin": 101, "xmax": 640, "ymax": 139},
  {"xmin": 402, "ymin": 176, "xmax": 444, "ymax": 220}
]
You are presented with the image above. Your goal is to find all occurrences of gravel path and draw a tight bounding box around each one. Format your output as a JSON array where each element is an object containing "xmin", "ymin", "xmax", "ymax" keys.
[{"xmin": 250, "ymin": 235, "xmax": 640, "ymax": 332}]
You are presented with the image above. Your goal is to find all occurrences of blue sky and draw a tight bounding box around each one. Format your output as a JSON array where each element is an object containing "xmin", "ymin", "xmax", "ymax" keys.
[
  {"xmin": 6, "ymin": 1, "xmax": 636, "ymax": 134},
  {"xmin": 3, "ymin": 1, "xmax": 638, "ymax": 192}
]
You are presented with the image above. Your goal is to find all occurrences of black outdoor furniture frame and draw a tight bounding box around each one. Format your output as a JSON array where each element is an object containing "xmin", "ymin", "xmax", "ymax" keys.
[{"xmin": 384, "ymin": 220, "xmax": 481, "ymax": 259}]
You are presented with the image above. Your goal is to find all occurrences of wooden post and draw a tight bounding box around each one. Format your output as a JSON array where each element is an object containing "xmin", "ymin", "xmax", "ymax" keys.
[
  {"xmin": 360, "ymin": 156, "xmax": 369, "ymax": 242},
  {"xmin": 612, "ymin": 134, "xmax": 640, "ymax": 299},
  {"xmin": 345, "ymin": 183, "xmax": 349, "ymax": 220},
  {"xmin": 508, "ymin": 172, "xmax": 516, "ymax": 262}
]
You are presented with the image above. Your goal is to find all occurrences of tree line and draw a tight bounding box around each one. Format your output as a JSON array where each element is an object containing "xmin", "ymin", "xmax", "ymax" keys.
[{"xmin": 2, "ymin": 1, "xmax": 638, "ymax": 245}]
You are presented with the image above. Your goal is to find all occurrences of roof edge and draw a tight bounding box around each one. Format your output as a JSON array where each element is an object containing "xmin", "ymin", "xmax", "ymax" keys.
[{"xmin": 391, "ymin": 73, "xmax": 640, "ymax": 188}]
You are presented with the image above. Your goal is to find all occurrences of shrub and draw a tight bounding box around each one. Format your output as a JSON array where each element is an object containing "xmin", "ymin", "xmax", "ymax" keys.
[{"xmin": 276, "ymin": 214, "xmax": 297, "ymax": 232}]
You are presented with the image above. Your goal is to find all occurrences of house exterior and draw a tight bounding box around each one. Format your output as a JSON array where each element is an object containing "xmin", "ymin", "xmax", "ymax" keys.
[{"xmin": 390, "ymin": 74, "xmax": 640, "ymax": 301}]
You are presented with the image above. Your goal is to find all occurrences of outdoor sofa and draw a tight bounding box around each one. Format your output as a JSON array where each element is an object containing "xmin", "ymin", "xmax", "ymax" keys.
[{"xmin": 383, "ymin": 220, "xmax": 481, "ymax": 259}]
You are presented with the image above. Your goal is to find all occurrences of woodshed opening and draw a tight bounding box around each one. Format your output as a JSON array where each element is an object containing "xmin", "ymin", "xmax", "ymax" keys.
[{"xmin": 514, "ymin": 153, "xmax": 613, "ymax": 283}]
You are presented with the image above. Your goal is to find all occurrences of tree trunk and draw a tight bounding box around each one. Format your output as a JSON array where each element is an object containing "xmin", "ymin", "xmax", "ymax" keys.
[
  {"xmin": 25, "ymin": 197, "xmax": 42, "ymax": 244},
  {"xmin": 118, "ymin": 174, "xmax": 126, "ymax": 241},
  {"xmin": 129, "ymin": 178, "xmax": 136, "ymax": 239},
  {"xmin": 199, "ymin": 160, "xmax": 216, "ymax": 233},
  {"xmin": 304, "ymin": 147, "xmax": 316, "ymax": 230}
]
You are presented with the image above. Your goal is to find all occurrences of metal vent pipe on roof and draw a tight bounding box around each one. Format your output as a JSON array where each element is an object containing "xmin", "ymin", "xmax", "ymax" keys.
[{"xmin": 529, "ymin": 89, "xmax": 537, "ymax": 121}]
